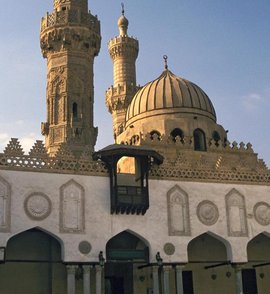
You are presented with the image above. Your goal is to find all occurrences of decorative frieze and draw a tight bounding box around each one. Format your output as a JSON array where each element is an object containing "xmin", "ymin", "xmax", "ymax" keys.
[
  {"xmin": 226, "ymin": 189, "xmax": 248, "ymax": 237},
  {"xmin": 60, "ymin": 179, "xmax": 85, "ymax": 233},
  {"xmin": 167, "ymin": 185, "xmax": 190, "ymax": 236}
]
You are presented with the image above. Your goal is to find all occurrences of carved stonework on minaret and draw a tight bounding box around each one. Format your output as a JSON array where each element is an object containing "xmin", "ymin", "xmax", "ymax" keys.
[
  {"xmin": 106, "ymin": 7, "xmax": 139, "ymax": 141},
  {"xmin": 40, "ymin": 0, "xmax": 101, "ymax": 156}
]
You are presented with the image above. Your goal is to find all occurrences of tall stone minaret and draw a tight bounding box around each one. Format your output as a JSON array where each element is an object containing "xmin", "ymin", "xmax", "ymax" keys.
[
  {"xmin": 40, "ymin": 0, "xmax": 101, "ymax": 156},
  {"xmin": 106, "ymin": 5, "xmax": 139, "ymax": 142}
]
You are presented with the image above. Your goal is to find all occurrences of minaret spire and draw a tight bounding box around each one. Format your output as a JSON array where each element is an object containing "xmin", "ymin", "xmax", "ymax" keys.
[
  {"xmin": 106, "ymin": 6, "xmax": 139, "ymax": 142},
  {"xmin": 40, "ymin": 0, "xmax": 101, "ymax": 156},
  {"xmin": 118, "ymin": 3, "xmax": 129, "ymax": 36}
]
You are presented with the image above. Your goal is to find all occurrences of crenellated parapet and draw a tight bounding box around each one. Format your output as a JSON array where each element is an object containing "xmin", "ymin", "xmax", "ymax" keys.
[
  {"xmin": 0, "ymin": 138, "xmax": 107, "ymax": 175},
  {"xmin": 40, "ymin": 10, "xmax": 101, "ymax": 58},
  {"xmin": 108, "ymin": 36, "xmax": 139, "ymax": 60},
  {"xmin": 53, "ymin": 0, "xmax": 88, "ymax": 12},
  {"xmin": 0, "ymin": 138, "xmax": 269, "ymax": 184},
  {"xmin": 106, "ymin": 83, "xmax": 140, "ymax": 113},
  {"xmin": 118, "ymin": 131, "xmax": 268, "ymax": 174}
]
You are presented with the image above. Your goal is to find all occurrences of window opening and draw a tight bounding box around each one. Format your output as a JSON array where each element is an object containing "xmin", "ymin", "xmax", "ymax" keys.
[{"xmin": 193, "ymin": 129, "xmax": 206, "ymax": 151}]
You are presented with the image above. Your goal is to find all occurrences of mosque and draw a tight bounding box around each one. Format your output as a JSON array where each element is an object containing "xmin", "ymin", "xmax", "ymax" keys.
[{"xmin": 0, "ymin": 0, "xmax": 270, "ymax": 293}]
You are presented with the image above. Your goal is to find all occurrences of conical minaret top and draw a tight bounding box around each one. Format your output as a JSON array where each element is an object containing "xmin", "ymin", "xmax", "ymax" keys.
[{"xmin": 106, "ymin": 5, "xmax": 139, "ymax": 142}]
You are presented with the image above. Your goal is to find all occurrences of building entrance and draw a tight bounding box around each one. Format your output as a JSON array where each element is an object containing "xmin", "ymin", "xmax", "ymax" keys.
[
  {"xmin": 0, "ymin": 228, "xmax": 65, "ymax": 294},
  {"xmin": 105, "ymin": 263, "xmax": 133, "ymax": 294},
  {"xmin": 105, "ymin": 231, "xmax": 149, "ymax": 294}
]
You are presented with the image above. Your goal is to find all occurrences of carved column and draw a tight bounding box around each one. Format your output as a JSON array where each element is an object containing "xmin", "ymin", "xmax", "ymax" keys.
[
  {"xmin": 175, "ymin": 266, "xmax": 184, "ymax": 294},
  {"xmin": 95, "ymin": 265, "xmax": 103, "ymax": 294},
  {"xmin": 163, "ymin": 266, "xmax": 171, "ymax": 294},
  {"xmin": 152, "ymin": 265, "xmax": 160, "ymax": 294},
  {"xmin": 83, "ymin": 265, "xmax": 92, "ymax": 294},
  {"xmin": 234, "ymin": 265, "xmax": 244, "ymax": 294},
  {"xmin": 67, "ymin": 265, "xmax": 77, "ymax": 294}
]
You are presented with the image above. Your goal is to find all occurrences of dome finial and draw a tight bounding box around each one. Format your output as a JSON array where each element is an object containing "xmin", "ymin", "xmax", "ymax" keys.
[
  {"xmin": 118, "ymin": 3, "xmax": 129, "ymax": 36},
  {"xmin": 121, "ymin": 2, "xmax": 125, "ymax": 15},
  {"xmin": 163, "ymin": 55, "xmax": 168, "ymax": 70}
]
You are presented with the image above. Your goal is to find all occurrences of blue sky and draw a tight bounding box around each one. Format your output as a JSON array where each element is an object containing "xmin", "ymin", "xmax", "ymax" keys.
[{"xmin": 0, "ymin": 0, "xmax": 269, "ymax": 166}]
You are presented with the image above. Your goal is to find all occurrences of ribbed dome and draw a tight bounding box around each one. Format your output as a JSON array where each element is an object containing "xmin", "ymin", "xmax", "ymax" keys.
[{"xmin": 126, "ymin": 69, "xmax": 216, "ymax": 124}]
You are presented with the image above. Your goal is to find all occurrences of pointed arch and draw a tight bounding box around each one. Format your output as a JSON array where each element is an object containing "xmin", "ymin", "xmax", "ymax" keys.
[
  {"xmin": 1, "ymin": 228, "xmax": 66, "ymax": 293},
  {"xmin": 6, "ymin": 226, "xmax": 64, "ymax": 257},
  {"xmin": 247, "ymin": 232, "xmax": 270, "ymax": 261},
  {"xmin": 106, "ymin": 230, "xmax": 149, "ymax": 262},
  {"xmin": 225, "ymin": 188, "xmax": 248, "ymax": 237},
  {"xmin": 187, "ymin": 231, "xmax": 232, "ymax": 262},
  {"xmin": 167, "ymin": 185, "xmax": 190, "ymax": 236},
  {"xmin": 170, "ymin": 128, "xmax": 184, "ymax": 142}
]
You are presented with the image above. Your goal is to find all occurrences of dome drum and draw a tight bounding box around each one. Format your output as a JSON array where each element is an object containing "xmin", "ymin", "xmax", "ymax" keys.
[{"xmin": 118, "ymin": 114, "xmax": 226, "ymax": 148}]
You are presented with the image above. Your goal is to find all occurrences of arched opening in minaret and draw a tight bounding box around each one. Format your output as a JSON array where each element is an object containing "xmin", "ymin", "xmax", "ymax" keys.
[
  {"xmin": 194, "ymin": 128, "xmax": 206, "ymax": 151},
  {"xmin": 72, "ymin": 102, "xmax": 78, "ymax": 120},
  {"xmin": 0, "ymin": 228, "xmax": 66, "ymax": 293}
]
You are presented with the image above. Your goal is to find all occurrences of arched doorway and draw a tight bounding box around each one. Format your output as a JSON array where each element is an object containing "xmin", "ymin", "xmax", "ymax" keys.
[
  {"xmin": 187, "ymin": 232, "xmax": 232, "ymax": 294},
  {"xmin": 246, "ymin": 233, "xmax": 270, "ymax": 294},
  {"xmin": 0, "ymin": 228, "xmax": 66, "ymax": 294},
  {"xmin": 105, "ymin": 231, "xmax": 149, "ymax": 294}
]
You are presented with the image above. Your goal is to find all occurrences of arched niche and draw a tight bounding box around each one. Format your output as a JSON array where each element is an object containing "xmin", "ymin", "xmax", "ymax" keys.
[
  {"xmin": 0, "ymin": 228, "xmax": 66, "ymax": 293},
  {"xmin": 60, "ymin": 179, "xmax": 85, "ymax": 233},
  {"xmin": 167, "ymin": 185, "xmax": 190, "ymax": 236},
  {"xmin": 188, "ymin": 232, "xmax": 230, "ymax": 262},
  {"xmin": 247, "ymin": 233, "xmax": 270, "ymax": 261},
  {"xmin": 225, "ymin": 189, "xmax": 248, "ymax": 237},
  {"xmin": 0, "ymin": 176, "xmax": 11, "ymax": 232}
]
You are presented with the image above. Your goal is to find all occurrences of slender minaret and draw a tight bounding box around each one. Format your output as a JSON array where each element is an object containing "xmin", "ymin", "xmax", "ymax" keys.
[
  {"xmin": 40, "ymin": 0, "xmax": 101, "ymax": 156},
  {"xmin": 106, "ymin": 4, "xmax": 139, "ymax": 142}
]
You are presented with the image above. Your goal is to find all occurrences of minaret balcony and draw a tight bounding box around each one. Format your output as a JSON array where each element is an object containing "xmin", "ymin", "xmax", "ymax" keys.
[{"xmin": 41, "ymin": 10, "xmax": 100, "ymax": 34}]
